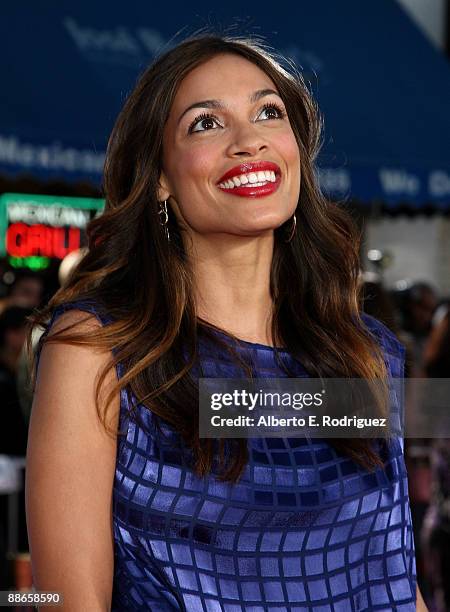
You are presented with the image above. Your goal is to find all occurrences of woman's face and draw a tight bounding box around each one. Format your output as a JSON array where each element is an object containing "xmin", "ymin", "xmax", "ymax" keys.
[{"xmin": 159, "ymin": 53, "xmax": 301, "ymax": 238}]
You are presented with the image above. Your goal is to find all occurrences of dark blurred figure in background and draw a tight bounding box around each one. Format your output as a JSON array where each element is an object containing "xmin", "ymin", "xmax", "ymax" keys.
[
  {"xmin": 361, "ymin": 272, "xmax": 401, "ymax": 334},
  {"xmin": 424, "ymin": 306, "xmax": 450, "ymax": 378},
  {"xmin": 0, "ymin": 271, "xmax": 45, "ymax": 426},
  {"xmin": 0, "ymin": 306, "xmax": 32, "ymax": 456},
  {"xmin": 0, "ymin": 271, "xmax": 44, "ymax": 317},
  {"xmin": 393, "ymin": 281, "xmax": 438, "ymax": 376},
  {"xmin": 8, "ymin": 273, "xmax": 43, "ymax": 310},
  {"xmin": 360, "ymin": 272, "xmax": 416, "ymax": 372},
  {"xmin": 392, "ymin": 282, "xmax": 439, "ymax": 598},
  {"xmin": 421, "ymin": 309, "xmax": 450, "ymax": 612},
  {"xmin": 364, "ymin": 275, "xmax": 444, "ymax": 604},
  {"xmin": 0, "ymin": 306, "xmax": 32, "ymax": 589},
  {"xmin": 5, "ymin": 271, "xmax": 43, "ymax": 311}
]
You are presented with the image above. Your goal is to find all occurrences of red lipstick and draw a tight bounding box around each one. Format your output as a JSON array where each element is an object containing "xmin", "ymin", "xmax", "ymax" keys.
[{"xmin": 217, "ymin": 161, "xmax": 281, "ymax": 198}]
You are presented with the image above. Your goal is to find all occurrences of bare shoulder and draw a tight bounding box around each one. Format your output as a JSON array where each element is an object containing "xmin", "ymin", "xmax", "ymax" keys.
[
  {"xmin": 26, "ymin": 308, "xmax": 119, "ymax": 610},
  {"xmin": 44, "ymin": 306, "xmax": 105, "ymax": 340},
  {"xmin": 34, "ymin": 307, "xmax": 119, "ymax": 431}
]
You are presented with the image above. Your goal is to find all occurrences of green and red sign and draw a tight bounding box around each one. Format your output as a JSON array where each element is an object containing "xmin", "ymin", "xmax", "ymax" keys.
[{"xmin": 0, "ymin": 193, "xmax": 104, "ymax": 269}]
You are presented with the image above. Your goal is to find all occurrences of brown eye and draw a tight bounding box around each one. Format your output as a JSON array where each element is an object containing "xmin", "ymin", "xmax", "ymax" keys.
[
  {"xmin": 256, "ymin": 103, "xmax": 285, "ymax": 121},
  {"xmin": 198, "ymin": 117, "xmax": 216, "ymax": 130},
  {"xmin": 189, "ymin": 113, "xmax": 221, "ymax": 134}
]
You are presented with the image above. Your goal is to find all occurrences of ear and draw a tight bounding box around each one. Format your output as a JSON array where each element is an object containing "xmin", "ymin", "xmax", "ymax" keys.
[{"xmin": 157, "ymin": 170, "xmax": 171, "ymax": 202}]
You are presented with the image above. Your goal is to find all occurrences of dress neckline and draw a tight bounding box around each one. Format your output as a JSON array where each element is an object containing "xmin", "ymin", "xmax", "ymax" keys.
[{"xmin": 210, "ymin": 328, "xmax": 289, "ymax": 353}]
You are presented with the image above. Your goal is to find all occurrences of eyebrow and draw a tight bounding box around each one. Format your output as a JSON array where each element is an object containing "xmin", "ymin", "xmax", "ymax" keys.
[{"xmin": 177, "ymin": 88, "xmax": 281, "ymax": 125}]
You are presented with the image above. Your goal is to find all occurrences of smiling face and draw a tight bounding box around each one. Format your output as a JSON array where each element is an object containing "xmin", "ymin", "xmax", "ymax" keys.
[{"xmin": 158, "ymin": 53, "xmax": 301, "ymax": 239}]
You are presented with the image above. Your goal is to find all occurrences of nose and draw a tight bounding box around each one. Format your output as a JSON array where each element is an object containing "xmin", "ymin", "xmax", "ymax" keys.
[{"xmin": 225, "ymin": 122, "xmax": 268, "ymax": 158}]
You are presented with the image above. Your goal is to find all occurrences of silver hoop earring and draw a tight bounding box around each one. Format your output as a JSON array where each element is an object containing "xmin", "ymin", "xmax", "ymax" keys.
[
  {"xmin": 157, "ymin": 200, "xmax": 170, "ymax": 243},
  {"xmin": 284, "ymin": 213, "xmax": 297, "ymax": 243}
]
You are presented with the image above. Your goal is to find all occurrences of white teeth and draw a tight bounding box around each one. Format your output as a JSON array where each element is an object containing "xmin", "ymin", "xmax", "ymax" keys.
[{"xmin": 218, "ymin": 169, "xmax": 279, "ymax": 189}]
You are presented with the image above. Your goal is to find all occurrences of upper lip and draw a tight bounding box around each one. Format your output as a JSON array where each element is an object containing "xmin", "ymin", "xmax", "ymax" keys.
[{"xmin": 217, "ymin": 161, "xmax": 281, "ymax": 184}]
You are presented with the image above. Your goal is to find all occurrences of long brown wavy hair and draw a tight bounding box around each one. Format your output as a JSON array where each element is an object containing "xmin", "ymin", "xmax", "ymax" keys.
[{"xmin": 30, "ymin": 34, "xmax": 389, "ymax": 482}]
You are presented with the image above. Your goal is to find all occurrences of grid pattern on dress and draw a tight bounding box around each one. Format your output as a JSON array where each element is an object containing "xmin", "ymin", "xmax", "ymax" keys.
[{"xmin": 46, "ymin": 304, "xmax": 416, "ymax": 611}]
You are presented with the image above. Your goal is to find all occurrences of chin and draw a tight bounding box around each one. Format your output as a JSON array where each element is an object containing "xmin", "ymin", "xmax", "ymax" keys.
[{"xmin": 238, "ymin": 224, "xmax": 281, "ymax": 237}]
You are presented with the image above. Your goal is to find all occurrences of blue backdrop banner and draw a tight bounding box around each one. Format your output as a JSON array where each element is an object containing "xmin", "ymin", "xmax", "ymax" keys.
[{"xmin": 1, "ymin": 0, "xmax": 450, "ymax": 208}]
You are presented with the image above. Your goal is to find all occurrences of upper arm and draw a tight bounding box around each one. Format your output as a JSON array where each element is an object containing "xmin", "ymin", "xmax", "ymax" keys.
[
  {"xmin": 25, "ymin": 310, "xmax": 120, "ymax": 611},
  {"xmin": 416, "ymin": 585, "xmax": 429, "ymax": 611}
]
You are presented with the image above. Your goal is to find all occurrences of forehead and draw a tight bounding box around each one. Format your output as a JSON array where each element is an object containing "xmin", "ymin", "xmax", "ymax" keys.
[{"xmin": 169, "ymin": 54, "xmax": 277, "ymax": 114}]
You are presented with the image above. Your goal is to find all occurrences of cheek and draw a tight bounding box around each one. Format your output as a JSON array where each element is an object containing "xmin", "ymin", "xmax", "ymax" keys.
[
  {"xmin": 276, "ymin": 131, "xmax": 301, "ymax": 168},
  {"xmin": 171, "ymin": 143, "xmax": 218, "ymax": 196},
  {"xmin": 166, "ymin": 142, "xmax": 221, "ymax": 228},
  {"xmin": 275, "ymin": 130, "xmax": 301, "ymax": 207}
]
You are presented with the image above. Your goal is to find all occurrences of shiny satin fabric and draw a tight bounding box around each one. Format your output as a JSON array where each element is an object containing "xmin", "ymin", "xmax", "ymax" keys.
[{"xmin": 47, "ymin": 303, "xmax": 416, "ymax": 611}]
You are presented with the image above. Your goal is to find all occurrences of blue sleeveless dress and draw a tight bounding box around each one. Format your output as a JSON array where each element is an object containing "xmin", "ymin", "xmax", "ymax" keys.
[{"xmin": 46, "ymin": 303, "xmax": 416, "ymax": 611}]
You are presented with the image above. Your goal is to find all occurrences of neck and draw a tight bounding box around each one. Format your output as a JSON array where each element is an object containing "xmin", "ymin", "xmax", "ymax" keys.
[{"xmin": 189, "ymin": 231, "xmax": 276, "ymax": 346}]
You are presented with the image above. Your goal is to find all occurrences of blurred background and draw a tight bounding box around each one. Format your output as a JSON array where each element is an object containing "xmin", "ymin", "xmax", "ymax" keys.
[{"xmin": 0, "ymin": 1, "xmax": 449, "ymax": 610}]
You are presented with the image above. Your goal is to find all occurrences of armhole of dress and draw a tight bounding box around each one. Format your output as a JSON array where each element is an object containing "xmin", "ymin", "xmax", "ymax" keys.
[{"xmin": 36, "ymin": 301, "xmax": 131, "ymax": 457}]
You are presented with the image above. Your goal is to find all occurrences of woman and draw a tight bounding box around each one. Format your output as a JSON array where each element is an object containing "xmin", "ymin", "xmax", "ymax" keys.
[{"xmin": 26, "ymin": 35, "xmax": 425, "ymax": 610}]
